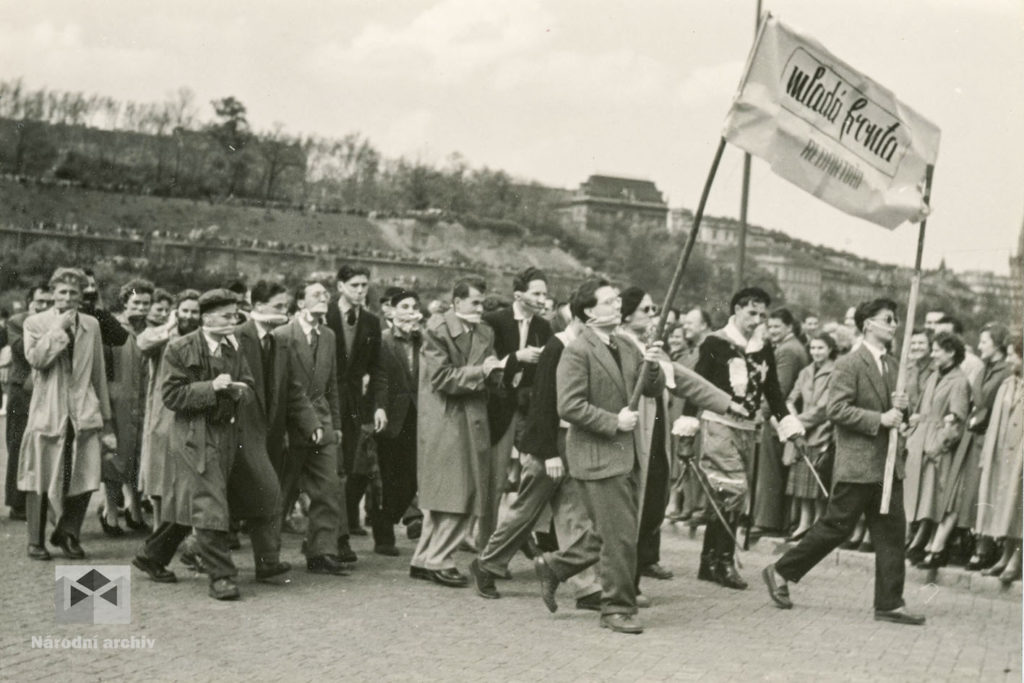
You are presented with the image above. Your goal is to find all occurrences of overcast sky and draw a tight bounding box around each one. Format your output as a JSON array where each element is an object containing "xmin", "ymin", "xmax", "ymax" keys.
[{"xmin": 2, "ymin": 0, "xmax": 1021, "ymax": 274}]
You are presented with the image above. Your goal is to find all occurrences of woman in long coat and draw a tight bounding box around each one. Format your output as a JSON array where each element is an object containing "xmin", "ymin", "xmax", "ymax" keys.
[
  {"xmin": 975, "ymin": 352, "xmax": 1023, "ymax": 583},
  {"xmin": 904, "ymin": 332, "xmax": 971, "ymax": 567},
  {"xmin": 783, "ymin": 333, "xmax": 836, "ymax": 541},
  {"xmin": 943, "ymin": 324, "xmax": 1011, "ymax": 570}
]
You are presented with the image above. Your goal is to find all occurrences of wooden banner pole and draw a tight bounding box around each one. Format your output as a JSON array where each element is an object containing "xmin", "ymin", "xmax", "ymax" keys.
[
  {"xmin": 628, "ymin": 136, "xmax": 728, "ymax": 410},
  {"xmin": 879, "ymin": 164, "xmax": 934, "ymax": 514}
]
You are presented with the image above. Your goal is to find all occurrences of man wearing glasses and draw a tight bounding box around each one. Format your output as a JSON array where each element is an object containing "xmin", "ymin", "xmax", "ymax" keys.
[{"xmin": 763, "ymin": 298, "xmax": 926, "ymax": 626}]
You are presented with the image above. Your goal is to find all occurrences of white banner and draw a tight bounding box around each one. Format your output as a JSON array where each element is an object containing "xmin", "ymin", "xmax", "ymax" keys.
[{"xmin": 722, "ymin": 14, "xmax": 940, "ymax": 229}]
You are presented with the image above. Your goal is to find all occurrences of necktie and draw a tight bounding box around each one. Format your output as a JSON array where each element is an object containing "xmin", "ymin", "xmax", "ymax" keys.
[
  {"xmin": 66, "ymin": 322, "xmax": 76, "ymax": 367},
  {"xmin": 261, "ymin": 334, "xmax": 275, "ymax": 400},
  {"xmin": 346, "ymin": 308, "xmax": 358, "ymax": 327},
  {"xmin": 309, "ymin": 327, "xmax": 320, "ymax": 356},
  {"xmin": 607, "ymin": 338, "xmax": 622, "ymax": 370}
]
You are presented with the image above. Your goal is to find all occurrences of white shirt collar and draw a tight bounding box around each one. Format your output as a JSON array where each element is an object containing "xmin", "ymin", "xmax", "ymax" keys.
[
  {"xmin": 862, "ymin": 337, "xmax": 886, "ymax": 361},
  {"xmin": 590, "ymin": 327, "xmax": 611, "ymax": 345},
  {"xmin": 296, "ymin": 314, "xmax": 319, "ymax": 338},
  {"xmin": 512, "ymin": 301, "xmax": 533, "ymax": 322},
  {"xmin": 202, "ymin": 331, "xmax": 237, "ymax": 355},
  {"xmin": 254, "ymin": 321, "xmax": 270, "ymax": 340}
]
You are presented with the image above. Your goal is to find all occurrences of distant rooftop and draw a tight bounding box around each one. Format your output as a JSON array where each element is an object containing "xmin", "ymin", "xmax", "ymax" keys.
[{"xmin": 579, "ymin": 175, "xmax": 666, "ymax": 205}]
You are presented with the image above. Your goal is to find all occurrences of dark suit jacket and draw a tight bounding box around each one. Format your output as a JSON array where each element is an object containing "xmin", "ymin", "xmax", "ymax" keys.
[
  {"xmin": 5, "ymin": 312, "xmax": 33, "ymax": 390},
  {"xmin": 826, "ymin": 343, "xmax": 902, "ymax": 484},
  {"xmin": 375, "ymin": 327, "xmax": 420, "ymax": 439},
  {"xmin": 325, "ymin": 301, "xmax": 382, "ymax": 426},
  {"xmin": 274, "ymin": 319, "xmax": 343, "ymax": 447},
  {"xmin": 233, "ymin": 320, "xmax": 318, "ymax": 467},
  {"xmin": 517, "ymin": 334, "xmax": 567, "ymax": 463},
  {"xmin": 556, "ymin": 327, "xmax": 664, "ymax": 480},
  {"xmin": 484, "ymin": 307, "xmax": 552, "ymax": 443}
]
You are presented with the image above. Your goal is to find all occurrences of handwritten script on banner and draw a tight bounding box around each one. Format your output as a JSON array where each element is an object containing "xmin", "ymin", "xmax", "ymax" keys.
[{"xmin": 722, "ymin": 14, "xmax": 940, "ymax": 229}]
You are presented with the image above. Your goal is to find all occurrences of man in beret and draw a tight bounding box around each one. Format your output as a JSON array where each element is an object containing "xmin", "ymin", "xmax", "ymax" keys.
[
  {"xmin": 133, "ymin": 289, "xmax": 291, "ymax": 600},
  {"xmin": 370, "ymin": 289, "xmax": 424, "ymax": 555}
]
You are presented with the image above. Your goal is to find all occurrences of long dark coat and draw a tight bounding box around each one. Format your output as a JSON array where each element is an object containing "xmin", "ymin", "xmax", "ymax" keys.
[{"xmin": 159, "ymin": 331, "xmax": 261, "ymax": 531}]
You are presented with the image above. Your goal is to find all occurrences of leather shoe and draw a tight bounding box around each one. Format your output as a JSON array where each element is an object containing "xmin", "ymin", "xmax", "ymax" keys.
[
  {"xmin": 374, "ymin": 544, "xmax": 400, "ymax": 557},
  {"xmin": 227, "ymin": 531, "xmax": 241, "ymax": 550},
  {"xmin": 307, "ymin": 555, "xmax": 349, "ymax": 576},
  {"xmin": 349, "ymin": 525, "xmax": 369, "ymax": 537},
  {"xmin": 132, "ymin": 555, "xmax": 178, "ymax": 583},
  {"xmin": 50, "ymin": 530, "xmax": 85, "ymax": 559},
  {"xmin": 635, "ymin": 593, "xmax": 652, "ymax": 609},
  {"xmin": 27, "ymin": 544, "xmax": 52, "ymax": 561},
  {"xmin": 714, "ymin": 554, "xmax": 747, "ymax": 590},
  {"xmin": 761, "ymin": 566, "xmax": 793, "ymax": 609},
  {"xmin": 600, "ymin": 613, "xmax": 644, "ymax": 634},
  {"xmin": 255, "ymin": 560, "xmax": 292, "ymax": 582},
  {"xmin": 906, "ymin": 546, "xmax": 927, "ymax": 566},
  {"xmin": 409, "ymin": 565, "xmax": 432, "ymax": 581},
  {"xmin": 336, "ymin": 537, "xmax": 358, "ymax": 564},
  {"xmin": 208, "ymin": 577, "xmax": 241, "ymax": 600},
  {"xmin": 575, "ymin": 591, "xmax": 601, "ymax": 611},
  {"xmin": 640, "ymin": 563, "xmax": 674, "ymax": 580},
  {"xmin": 874, "ymin": 606, "xmax": 925, "ymax": 625},
  {"xmin": 534, "ymin": 556, "xmax": 560, "ymax": 613},
  {"xmin": 428, "ymin": 567, "xmax": 468, "ymax": 588},
  {"xmin": 469, "ymin": 559, "xmax": 500, "ymax": 599},
  {"xmin": 858, "ymin": 541, "xmax": 875, "ymax": 554}
]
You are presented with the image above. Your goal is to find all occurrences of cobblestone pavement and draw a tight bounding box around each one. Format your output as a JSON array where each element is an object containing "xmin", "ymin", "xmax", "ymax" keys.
[{"xmin": 1, "ymin": 422, "xmax": 1020, "ymax": 682}]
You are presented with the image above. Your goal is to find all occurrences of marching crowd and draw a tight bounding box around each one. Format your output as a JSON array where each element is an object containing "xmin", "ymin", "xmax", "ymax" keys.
[{"xmin": 1, "ymin": 263, "xmax": 1021, "ymax": 634}]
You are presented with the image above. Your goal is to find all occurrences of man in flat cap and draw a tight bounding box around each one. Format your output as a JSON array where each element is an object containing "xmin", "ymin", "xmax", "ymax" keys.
[{"xmin": 133, "ymin": 289, "xmax": 291, "ymax": 600}]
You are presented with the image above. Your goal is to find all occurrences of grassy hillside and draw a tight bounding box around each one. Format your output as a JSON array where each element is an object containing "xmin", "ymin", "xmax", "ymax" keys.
[{"xmin": 0, "ymin": 180, "xmax": 585, "ymax": 272}]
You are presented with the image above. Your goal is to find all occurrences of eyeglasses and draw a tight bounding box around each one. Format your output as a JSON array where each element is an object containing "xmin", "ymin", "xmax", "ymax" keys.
[
  {"xmin": 639, "ymin": 305, "xmax": 659, "ymax": 314},
  {"xmin": 597, "ymin": 296, "xmax": 622, "ymax": 307},
  {"xmin": 870, "ymin": 315, "xmax": 899, "ymax": 326}
]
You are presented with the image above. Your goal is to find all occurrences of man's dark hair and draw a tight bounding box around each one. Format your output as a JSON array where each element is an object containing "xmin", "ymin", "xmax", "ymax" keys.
[
  {"xmin": 854, "ymin": 298, "xmax": 898, "ymax": 333},
  {"xmin": 730, "ymin": 286, "xmax": 771, "ymax": 313},
  {"xmin": 981, "ymin": 322, "xmax": 1011, "ymax": 355},
  {"xmin": 933, "ymin": 331, "xmax": 966, "ymax": 366},
  {"xmin": 152, "ymin": 288, "xmax": 174, "ymax": 306},
  {"xmin": 225, "ymin": 279, "xmax": 248, "ymax": 296},
  {"xmin": 175, "ymin": 288, "xmax": 201, "ymax": 306},
  {"xmin": 380, "ymin": 285, "xmax": 404, "ymax": 305},
  {"xmin": 251, "ymin": 280, "xmax": 288, "ymax": 305},
  {"xmin": 118, "ymin": 278, "xmax": 155, "ymax": 304},
  {"xmin": 570, "ymin": 278, "xmax": 612, "ymax": 322},
  {"xmin": 294, "ymin": 279, "xmax": 326, "ymax": 304},
  {"xmin": 337, "ymin": 264, "xmax": 371, "ymax": 284},
  {"xmin": 769, "ymin": 307, "xmax": 797, "ymax": 328},
  {"xmin": 937, "ymin": 314, "xmax": 964, "ymax": 335},
  {"xmin": 452, "ymin": 277, "xmax": 486, "ymax": 300},
  {"xmin": 512, "ymin": 267, "xmax": 547, "ymax": 293},
  {"xmin": 82, "ymin": 267, "xmax": 96, "ymax": 278},
  {"xmin": 26, "ymin": 281, "xmax": 49, "ymax": 305}
]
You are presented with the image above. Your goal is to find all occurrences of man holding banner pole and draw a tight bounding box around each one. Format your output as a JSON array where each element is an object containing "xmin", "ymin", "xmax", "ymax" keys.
[
  {"xmin": 763, "ymin": 298, "xmax": 924, "ymax": 625},
  {"xmin": 713, "ymin": 11, "xmax": 938, "ymax": 624}
]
